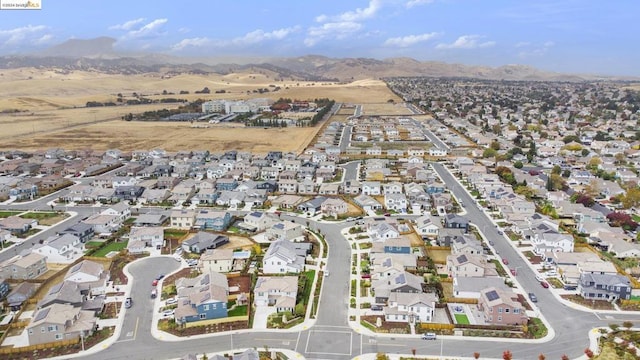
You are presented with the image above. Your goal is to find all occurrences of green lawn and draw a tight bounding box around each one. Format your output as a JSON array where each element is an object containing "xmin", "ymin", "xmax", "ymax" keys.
[
  {"xmin": 302, "ymin": 270, "xmax": 316, "ymax": 305},
  {"xmin": 92, "ymin": 240, "xmax": 129, "ymax": 257},
  {"xmin": 454, "ymin": 313, "xmax": 470, "ymax": 325},
  {"xmin": 0, "ymin": 211, "xmax": 21, "ymax": 218},
  {"xmin": 633, "ymin": 215, "xmax": 640, "ymax": 223},
  {"xmin": 228, "ymin": 305, "xmax": 248, "ymax": 317},
  {"xmin": 20, "ymin": 211, "xmax": 58, "ymax": 220}
]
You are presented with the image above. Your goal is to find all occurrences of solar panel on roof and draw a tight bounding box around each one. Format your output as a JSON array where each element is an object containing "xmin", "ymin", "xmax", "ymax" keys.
[
  {"xmin": 486, "ymin": 290, "xmax": 500, "ymax": 301},
  {"xmin": 50, "ymin": 283, "xmax": 63, "ymax": 294},
  {"xmin": 395, "ymin": 273, "xmax": 406, "ymax": 284},
  {"xmin": 34, "ymin": 307, "xmax": 51, "ymax": 322},
  {"xmin": 69, "ymin": 263, "xmax": 82, "ymax": 273},
  {"xmin": 457, "ymin": 254, "xmax": 468, "ymax": 263}
]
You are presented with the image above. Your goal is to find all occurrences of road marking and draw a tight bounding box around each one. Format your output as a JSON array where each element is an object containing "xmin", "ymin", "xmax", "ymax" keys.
[
  {"xmin": 295, "ymin": 331, "xmax": 301, "ymax": 352},
  {"xmin": 126, "ymin": 331, "xmax": 133, "ymax": 337},
  {"xmin": 377, "ymin": 343, "xmax": 406, "ymax": 347},
  {"xmin": 254, "ymin": 338, "xmax": 296, "ymax": 342}
]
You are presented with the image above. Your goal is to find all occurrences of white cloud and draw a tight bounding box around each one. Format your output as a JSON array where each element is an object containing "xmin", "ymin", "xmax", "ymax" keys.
[
  {"xmin": 231, "ymin": 26, "xmax": 299, "ymax": 46},
  {"xmin": 436, "ymin": 35, "xmax": 496, "ymax": 49},
  {"xmin": 384, "ymin": 32, "xmax": 440, "ymax": 47},
  {"xmin": 122, "ymin": 18, "xmax": 168, "ymax": 40},
  {"xmin": 517, "ymin": 41, "xmax": 555, "ymax": 58},
  {"xmin": 515, "ymin": 41, "xmax": 530, "ymax": 48},
  {"xmin": 406, "ymin": 0, "xmax": 434, "ymax": 8},
  {"xmin": 172, "ymin": 37, "xmax": 211, "ymax": 51},
  {"xmin": 34, "ymin": 34, "xmax": 54, "ymax": 45},
  {"xmin": 0, "ymin": 25, "xmax": 48, "ymax": 46},
  {"xmin": 108, "ymin": 18, "xmax": 146, "ymax": 31},
  {"xmin": 305, "ymin": 22, "xmax": 362, "ymax": 47},
  {"xmin": 315, "ymin": 0, "xmax": 383, "ymax": 23}
]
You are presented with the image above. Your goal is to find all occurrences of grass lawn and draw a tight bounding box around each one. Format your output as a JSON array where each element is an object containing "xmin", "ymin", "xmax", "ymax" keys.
[
  {"xmin": 633, "ymin": 214, "xmax": 640, "ymax": 223},
  {"xmin": 302, "ymin": 270, "xmax": 315, "ymax": 305},
  {"xmin": 528, "ymin": 317, "xmax": 548, "ymax": 338},
  {"xmin": 228, "ymin": 305, "xmax": 248, "ymax": 317},
  {"xmin": 164, "ymin": 229, "xmax": 188, "ymax": 240},
  {"xmin": 454, "ymin": 313, "xmax": 470, "ymax": 325},
  {"xmin": 20, "ymin": 211, "xmax": 58, "ymax": 220},
  {"xmin": 0, "ymin": 211, "xmax": 21, "ymax": 218},
  {"xmin": 92, "ymin": 240, "xmax": 129, "ymax": 257}
]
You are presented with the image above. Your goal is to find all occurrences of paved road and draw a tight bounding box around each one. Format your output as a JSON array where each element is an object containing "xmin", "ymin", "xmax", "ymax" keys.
[
  {"xmin": 423, "ymin": 129, "xmax": 449, "ymax": 151},
  {"xmin": 341, "ymin": 161, "xmax": 360, "ymax": 182},
  {"xmin": 339, "ymin": 125, "xmax": 353, "ymax": 153}
]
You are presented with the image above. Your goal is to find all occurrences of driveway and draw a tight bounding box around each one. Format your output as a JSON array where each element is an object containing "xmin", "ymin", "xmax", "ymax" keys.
[{"xmin": 252, "ymin": 306, "xmax": 277, "ymax": 329}]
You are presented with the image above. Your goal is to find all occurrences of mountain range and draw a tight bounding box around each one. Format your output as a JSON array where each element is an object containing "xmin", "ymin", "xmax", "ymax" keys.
[{"xmin": 0, "ymin": 37, "xmax": 631, "ymax": 82}]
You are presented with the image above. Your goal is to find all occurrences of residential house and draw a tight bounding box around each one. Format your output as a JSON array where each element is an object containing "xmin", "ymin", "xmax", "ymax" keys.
[
  {"xmin": 381, "ymin": 237, "xmax": 411, "ymax": 254},
  {"xmin": 0, "ymin": 253, "xmax": 48, "ymax": 280},
  {"xmin": 64, "ymin": 260, "xmax": 109, "ymax": 297},
  {"xmin": 33, "ymin": 234, "xmax": 85, "ymax": 264},
  {"xmin": 174, "ymin": 271, "xmax": 229, "ymax": 324},
  {"xmin": 443, "ymin": 214, "xmax": 470, "ymax": 232},
  {"xmin": 82, "ymin": 214, "xmax": 121, "ymax": 235},
  {"xmin": 0, "ymin": 216, "xmax": 37, "ymax": 235},
  {"xmin": 384, "ymin": 292, "xmax": 438, "ymax": 323},
  {"xmin": 362, "ymin": 181, "xmax": 382, "ymax": 196},
  {"xmin": 414, "ymin": 215, "xmax": 441, "ymax": 239},
  {"xmin": 129, "ymin": 227, "xmax": 164, "ymax": 250},
  {"xmin": 446, "ymin": 254, "xmax": 498, "ymax": 278},
  {"xmin": 171, "ymin": 210, "xmax": 196, "ymax": 229},
  {"xmin": 477, "ymin": 287, "xmax": 527, "ymax": 325},
  {"xmin": 199, "ymin": 249, "xmax": 235, "ymax": 273},
  {"xmin": 453, "ymin": 277, "xmax": 511, "ymax": 299},
  {"xmin": 368, "ymin": 222, "xmax": 400, "ymax": 242},
  {"xmin": 254, "ymin": 276, "xmax": 298, "ymax": 312},
  {"xmin": 320, "ymin": 198, "xmax": 348, "ymax": 218},
  {"xmin": 242, "ymin": 212, "xmax": 278, "ymax": 232},
  {"xmin": 297, "ymin": 197, "xmax": 327, "ymax": 216},
  {"xmin": 263, "ymin": 239, "xmax": 308, "ymax": 274},
  {"xmin": 578, "ymin": 273, "xmax": 631, "ymax": 301},
  {"xmin": 113, "ymin": 185, "xmax": 145, "ymax": 201},
  {"xmin": 266, "ymin": 222, "xmax": 305, "ymax": 242},
  {"xmin": 0, "ymin": 277, "xmax": 9, "ymax": 300},
  {"xmin": 60, "ymin": 223, "xmax": 94, "ymax": 243},
  {"xmin": 353, "ymin": 194, "xmax": 383, "ymax": 212},
  {"xmin": 7, "ymin": 282, "xmax": 37, "ymax": 310},
  {"xmin": 26, "ymin": 303, "xmax": 97, "ymax": 345},
  {"xmin": 384, "ymin": 193, "xmax": 408, "ymax": 212},
  {"xmin": 194, "ymin": 210, "xmax": 232, "ymax": 231},
  {"xmin": 133, "ymin": 212, "xmax": 168, "ymax": 227},
  {"xmin": 181, "ymin": 232, "xmax": 229, "ymax": 254},
  {"xmin": 101, "ymin": 201, "xmax": 131, "ymax": 222},
  {"xmin": 371, "ymin": 271, "xmax": 424, "ymax": 304}
]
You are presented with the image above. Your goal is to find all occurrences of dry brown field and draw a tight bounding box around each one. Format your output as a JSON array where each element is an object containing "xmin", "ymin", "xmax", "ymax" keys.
[{"xmin": 0, "ymin": 69, "xmax": 401, "ymax": 152}]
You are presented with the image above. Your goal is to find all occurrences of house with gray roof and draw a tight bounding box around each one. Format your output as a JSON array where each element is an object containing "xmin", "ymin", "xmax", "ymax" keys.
[
  {"xmin": 26, "ymin": 303, "xmax": 97, "ymax": 345},
  {"xmin": 372, "ymin": 271, "xmax": 424, "ymax": 304},
  {"xmin": 0, "ymin": 252, "xmax": 47, "ymax": 280},
  {"xmin": 181, "ymin": 232, "xmax": 229, "ymax": 254},
  {"xmin": 578, "ymin": 273, "xmax": 631, "ymax": 301},
  {"xmin": 263, "ymin": 239, "xmax": 307, "ymax": 274},
  {"xmin": 33, "ymin": 234, "xmax": 85, "ymax": 264}
]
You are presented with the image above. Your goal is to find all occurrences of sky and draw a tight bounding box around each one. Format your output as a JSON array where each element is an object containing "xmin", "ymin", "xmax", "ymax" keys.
[{"xmin": 0, "ymin": 0, "xmax": 638, "ymax": 76}]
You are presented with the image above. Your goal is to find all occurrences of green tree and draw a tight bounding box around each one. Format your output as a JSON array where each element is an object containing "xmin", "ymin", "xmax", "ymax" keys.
[
  {"xmin": 294, "ymin": 303, "xmax": 305, "ymax": 316},
  {"xmin": 376, "ymin": 353, "xmax": 390, "ymax": 360},
  {"xmin": 551, "ymin": 165, "xmax": 562, "ymax": 175},
  {"xmin": 490, "ymin": 140, "xmax": 501, "ymax": 150},
  {"xmin": 514, "ymin": 160, "xmax": 523, "ymax": 169},
  {"xmin": 483, "ymin": 148, "xmax": 498, "ymax": 158}
]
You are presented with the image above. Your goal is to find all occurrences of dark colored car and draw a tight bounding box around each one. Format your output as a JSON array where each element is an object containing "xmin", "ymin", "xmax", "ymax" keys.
[
  {"xmin": 124, "ymin": 297, "xmax": 132, "ymax": 308},
  {"xmin": 156, "ymin": 274, "xmax": 165, "ymax": 280},
  {"xmin": 540, "ymin": 281, "xmax": 549, "ymax": 288},
  {"xmin": 528, "ymin": 293, "xmax": 537, "ymax": 303}
]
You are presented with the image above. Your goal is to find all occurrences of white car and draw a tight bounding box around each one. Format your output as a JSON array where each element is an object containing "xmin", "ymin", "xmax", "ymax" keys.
[
  {"xmin": 166, "ymin": 298, "xmax": 177, "ymax": 305},
  {"xmin": 535, "ymin": 274, "xmax": 545, "ymax": 282},
  {"xmin": 161, "ymin": 309, "xmax": 175, "ymax": 317}
]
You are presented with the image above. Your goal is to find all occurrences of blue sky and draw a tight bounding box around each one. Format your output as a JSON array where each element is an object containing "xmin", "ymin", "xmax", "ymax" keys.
[{"xmin": 0, "ymin": 0, "xmax": 638, "ymax": 75}]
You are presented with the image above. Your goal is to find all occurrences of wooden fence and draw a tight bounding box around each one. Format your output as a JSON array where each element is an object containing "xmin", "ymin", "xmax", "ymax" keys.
[{"xmin": 0, "ymin": 337, "xmax": 79, "ymax": 355}]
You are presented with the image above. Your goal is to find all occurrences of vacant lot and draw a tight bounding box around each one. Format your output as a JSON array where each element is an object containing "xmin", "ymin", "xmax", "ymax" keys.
[{"xmin": 0, "ymin": 69, "xmax": 400, "ymax": 153}]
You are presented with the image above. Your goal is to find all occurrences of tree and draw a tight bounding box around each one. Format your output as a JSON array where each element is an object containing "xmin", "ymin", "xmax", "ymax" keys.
[
  {"xmin": 575, "ymin": 193, "xmax": 595, "ymax": 207},
  {"xmin": 584, "ymin": 348, "xmax": 594, "ymax": 358},
  {"xmin": 294, "ymin": 303, "xmax": 305, "ymax": 316},
  {"xmin": 623, "ymin": 321, "xmax": 634, "ymax": 330},
  {"xmin": 490, "ymin": 141, "xmax": 501, "ymax": 151},
  {"xmin": 483, "ymin": 148, "xmax": 498, "ymax": 158},
  {"xmin": 538, "ymin": 354, "xmax": 546, "ymax": 360},
  {"xmin": 473, "ymin": 352, "xmax": 480, "ymax": 359},
  {"xmin": 561, "ymin": 355, "xmax": 569, "ymax": 360},
  {"xmin": 376, "ymin": 353, "xmax": 390, "ymax": 360},
  {"xmin": 551, "ymin": 165, "xmax": 562, "ymax": 175},
  {"xmin": 609, "ymin": 323, "xmax": 620, "ymax": 332},
  {"xmin": 514, "ymin": 160, "xmax": 523, "ymax": 169},
  {"xmin": 503, "ymin": 350, "xmax": 513, "ymax": 360},
  {"xmin": 622, "ymin": 188, "xmax": 640, "ymax": 209}
]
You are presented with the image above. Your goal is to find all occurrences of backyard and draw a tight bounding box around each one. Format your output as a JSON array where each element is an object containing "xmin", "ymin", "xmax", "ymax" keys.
[
  {"xmin": 91, "ymin": 240, "xmax": 129, "ymax": 257},
  {"xmin": 454, "ymin": 313, "xmax": 470, "ymax": 325}
]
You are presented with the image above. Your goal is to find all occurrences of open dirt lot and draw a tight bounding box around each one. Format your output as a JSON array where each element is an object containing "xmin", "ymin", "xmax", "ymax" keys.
[{"xmin": 0, "ymin": 69, "xmax": 400, "ymax": 152}]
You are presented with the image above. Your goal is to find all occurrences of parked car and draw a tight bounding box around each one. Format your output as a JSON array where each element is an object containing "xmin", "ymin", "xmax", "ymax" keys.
[
  {"xmin": 540, "ymin": 281, "xmax": 549, "ymax": 288},
  {"xmin": 510, "ymin": 268, "xmax": 517, "ymax": 276},
  {"xmin": 421, "ymin": 332, "xmax": 437, "ymax": 340},
  {"xmin": 156, "ymin": 274, "xmax": 165, "ymax": 281},
  {"xmin": 370, "ymin": 305, "xmax": 383, "ymax": 311},
  {"xmin": 535, "ymin": 274, "xmax": 545, "ymax": 282},
  {"xmin": 124, "ymin": 297, "xmax": 132, "ymax": 308},
  {"xmin": 502, "ymin": 258, "xmax": 509, "ymax": 265},
  {"xmin": 187, "ymin": 259, "xmax": 198, "ymax": 267},
  {"xmin": 152, "ymin": 279, "xmax": 159, "ymax": 286},
  {"xmin": 151, "ymin": 288, "xmax": 157, "ymax": 299},
  {"xmin": 528, "ymin": 293, "xmax": 537, "ymax": 303},
  {"xmin": 384, "ymin": 213, "xmax": 391, "ymax": 217},
  {"xmin": 563, "ymin": 284, "xmax": 578, "ymax": 291},
  {"xmin": 162, "ymin": 309, "xmax": 174, "ymax": 318},
  {"xmin": 324, "ymin": 271, "xmax": 330, "ymax": 277},
  {"xmin": 166, "ymin": 297, "xmax": 178, "ymax": 305}
]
